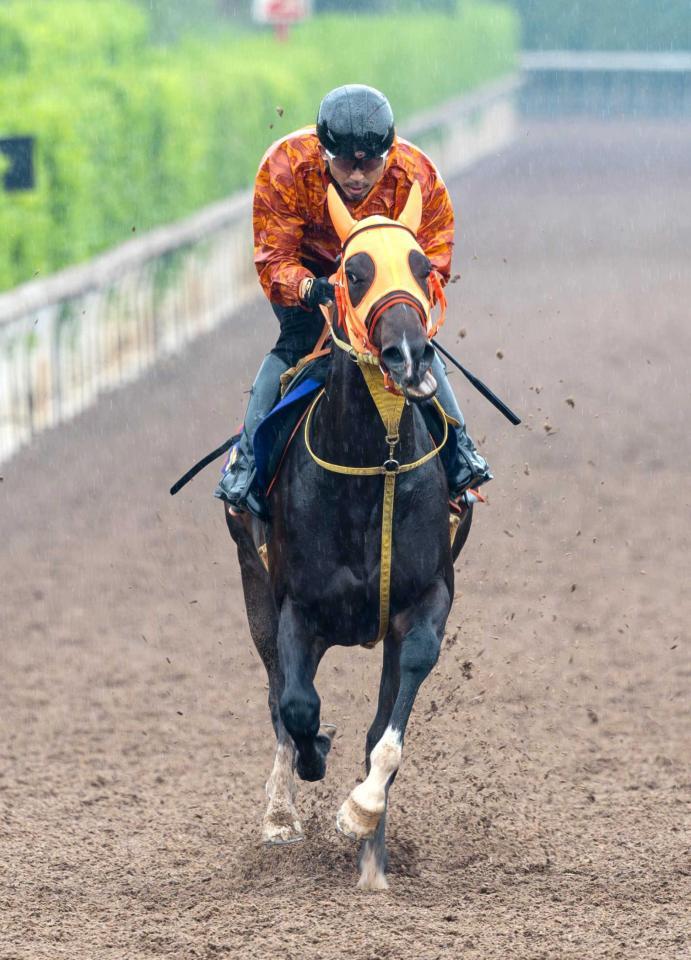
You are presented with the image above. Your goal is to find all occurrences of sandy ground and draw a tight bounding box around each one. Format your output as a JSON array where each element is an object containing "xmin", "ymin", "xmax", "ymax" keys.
[{"xmin": 1, "ymin": 120, "xmax": 689, "ymax": 960}]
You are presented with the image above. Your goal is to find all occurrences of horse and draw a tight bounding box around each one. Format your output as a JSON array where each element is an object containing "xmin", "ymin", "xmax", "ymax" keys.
[{"xmin": 225, "ymin": 180, "xmax": 472, "ymax": 890}]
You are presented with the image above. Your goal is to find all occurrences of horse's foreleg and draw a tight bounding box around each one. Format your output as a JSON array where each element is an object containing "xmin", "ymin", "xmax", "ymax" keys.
[
  {"xmin": 356, "ymin": 636, "xmax": 400, "ymax": 890},
  {"xmin": 277, "ymin": 598, "xmax": 332, "ymax": 782},
  {"xmin": 337, "ymin": 579, "xmax": 450, "ymax": 849},
  {"xmin": 225, "ymin": 508, "xmax": 303, "ymax": 843}
]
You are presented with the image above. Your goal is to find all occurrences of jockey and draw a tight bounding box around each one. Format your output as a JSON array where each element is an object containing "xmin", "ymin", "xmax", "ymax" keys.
[{"xmin": 216, "ymin": 83, "xmax": 491, "ymax": 517}]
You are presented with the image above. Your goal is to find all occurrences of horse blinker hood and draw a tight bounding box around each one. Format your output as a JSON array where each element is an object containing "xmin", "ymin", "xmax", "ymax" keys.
[{"xmin": 327, "ymin": 181, "xmax": 446, "ymax": 356}]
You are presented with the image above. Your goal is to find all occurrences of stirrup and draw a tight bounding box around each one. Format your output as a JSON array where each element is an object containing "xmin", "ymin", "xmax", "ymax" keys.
[
  {"xmin": 223, "ymin": 489, "xmax": 268, "ymax": 522},
  {"xmin": 215, "ymin": 460, "xmax": 268, "ymax": 521},
  {"xmin": 449, "ymin": 488, "xmax": 485, "ymax": 544},
  {"xmin": 449, "ymin": 487, "xmax": 486, "ymax": 516}
]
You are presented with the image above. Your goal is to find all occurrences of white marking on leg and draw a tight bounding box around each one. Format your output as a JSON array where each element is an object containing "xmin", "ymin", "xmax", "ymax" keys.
[
  {"xmin": 358, "ymin": 841, "xmax": 389, "ymax": 891},
  {"xmin": 336, "ymin": 727, "xmax": 402, "ymax": 840},
  {"xmin": 263, "ymin": 741, "xmax": 303, "ymax": 844},
  {"xmin": 353, "ymin": 727, "xmax": 401, "ymax": 814}
]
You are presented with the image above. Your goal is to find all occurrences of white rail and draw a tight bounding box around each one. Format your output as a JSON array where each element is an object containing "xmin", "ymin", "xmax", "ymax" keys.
[
  {"xmin": 522, "ymin": 51, "xmax": 691, "ymax": 73},
  {"xmin": 520, "ymin": 50, "xmax": 691, "ymax": 119},
  {"xmin": 0, "ymin": 75, "xmax": 521, "ymax": 464}
]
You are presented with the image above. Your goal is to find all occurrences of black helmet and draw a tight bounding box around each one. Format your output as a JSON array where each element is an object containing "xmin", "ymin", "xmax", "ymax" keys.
[{"xmin": 316, "ymin": 84, "xmax": 395, "ymax": 159}]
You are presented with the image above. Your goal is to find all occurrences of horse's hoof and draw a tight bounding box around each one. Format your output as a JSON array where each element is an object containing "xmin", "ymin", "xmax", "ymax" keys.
[
  {"xmin": 336, "ymin": 795, "xmax": 381, "ymax": 841},
  {"xmin": 358, "ymin": 842, "xmax": 389, "ymax": 890},
  {"xmin": 320, "ymin": 722, "xmax": 337, "ymax": 744},
  {"xmin": 296, "ymin": 751, "xmax": 327, "ymax": 782},
  {"xmin": 263, "ymin": 832, "xmax": 305, "ymax": 847},
  {"xmin": 358, "ymin": 865, "xmax": 389, "ymax": 891},
  {"xmin": 262, "ymin": 816, "xmax": 304, "ymax": 846},
  {"xmin": 296, "ymin": 731, "xmax": 333, "ymax": 782}
]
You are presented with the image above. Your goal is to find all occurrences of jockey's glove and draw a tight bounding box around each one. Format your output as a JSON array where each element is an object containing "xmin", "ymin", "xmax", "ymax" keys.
[{"xmin": 299, "ymin": 276, "xmax": 335, "ymax": 310}]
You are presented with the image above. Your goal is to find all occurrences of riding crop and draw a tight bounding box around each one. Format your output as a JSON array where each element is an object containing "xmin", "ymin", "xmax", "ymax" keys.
[
  {"xmin": 431, "ymin": 339, "xmax": 521, "ymax": 426},
  {"xmin": 169, "ymin": 434, "xmax": 238, "ymax": 495}
]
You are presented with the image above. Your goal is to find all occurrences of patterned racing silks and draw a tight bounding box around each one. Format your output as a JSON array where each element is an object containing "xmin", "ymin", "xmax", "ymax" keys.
[{"xmin": 253, "ymin": 126, "xmax": 455, "ymax": 307}]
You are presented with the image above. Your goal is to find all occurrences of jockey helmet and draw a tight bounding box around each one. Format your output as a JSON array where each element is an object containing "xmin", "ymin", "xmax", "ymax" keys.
[{"xmin": 316, "ymin": 85, "xmax": 395, "ymax": 159}]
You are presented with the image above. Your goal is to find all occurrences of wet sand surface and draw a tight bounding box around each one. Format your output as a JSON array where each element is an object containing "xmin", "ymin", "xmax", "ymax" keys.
[{"xmin": 1, "ymin": 120, "xmax": 689, "ymax": 959}]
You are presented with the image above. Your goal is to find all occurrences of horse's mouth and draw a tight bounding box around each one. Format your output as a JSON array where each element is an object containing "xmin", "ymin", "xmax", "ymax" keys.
[{"xmin": 385, "ymin": 368, "xmax": 438, "ymax": 402}]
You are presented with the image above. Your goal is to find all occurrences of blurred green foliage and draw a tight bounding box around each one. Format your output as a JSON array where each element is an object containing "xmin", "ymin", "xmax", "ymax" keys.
[
  {"xmin": 0, "ymin": 0, "xmax": 517, "ymax": 291},
  {"xmin": 130, "ymin": 0, "xmax": 252, "ymax": 44},
  {"xmin": 511, "ymin": 0, "xmax": 691, "ymax": 51},
  {"xmin": 0, "ymin": 0, "xmax": 149, "ymax": 68}
]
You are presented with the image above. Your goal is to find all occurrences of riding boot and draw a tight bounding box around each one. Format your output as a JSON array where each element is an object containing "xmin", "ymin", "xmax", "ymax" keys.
[
  {"xmin": 431, "ymin": 352, "xmax": 493, "ymax": 499},
  {"xmin": 214, "ymin": 352, "xmax": 290, "ymax": 518}
]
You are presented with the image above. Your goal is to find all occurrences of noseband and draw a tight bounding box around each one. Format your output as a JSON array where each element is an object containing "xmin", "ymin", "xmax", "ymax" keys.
[{"xmin": 364, "ymin": 291, "xmax": 427, "ymax": 342}]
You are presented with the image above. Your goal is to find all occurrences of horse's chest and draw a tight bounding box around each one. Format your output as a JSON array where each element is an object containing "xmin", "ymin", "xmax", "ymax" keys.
[
  {"xmin": 272, "ymin": 439, "xmax": 450, "ymax": 643},
  {"xmin": 281, "ymin": 489, "xmax": 447, "ymax": 629}
]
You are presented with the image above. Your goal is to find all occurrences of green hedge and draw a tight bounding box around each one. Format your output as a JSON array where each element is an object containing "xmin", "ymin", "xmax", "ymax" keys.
[
  {"xmin": 511, "ymin": 0, "xmax": 691, "ymax": 52},
  {"xmin": 0, "ymin": 0, "xmax": 148, "ymax": 72},
  {"xmin": 0, "ymin": 0, "xmax": 517, "ymax": 291}
]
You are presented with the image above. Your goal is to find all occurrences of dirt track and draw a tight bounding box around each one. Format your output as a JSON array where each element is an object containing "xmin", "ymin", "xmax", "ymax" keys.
[{"xmin": 1, "ymin": 121, "xmax": 689, "ymax": 959}]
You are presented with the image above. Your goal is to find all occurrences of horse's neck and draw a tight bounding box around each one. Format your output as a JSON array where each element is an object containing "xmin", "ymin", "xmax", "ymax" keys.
[{"xmin": 316, "ymin": 348, "xmax": 420, "ymax": 465}]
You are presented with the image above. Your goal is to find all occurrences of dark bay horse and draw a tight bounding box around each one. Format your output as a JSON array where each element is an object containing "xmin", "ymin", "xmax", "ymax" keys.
[{"xmin": 226, "ymin": 182, "xmax": 472, "ymax": 889}]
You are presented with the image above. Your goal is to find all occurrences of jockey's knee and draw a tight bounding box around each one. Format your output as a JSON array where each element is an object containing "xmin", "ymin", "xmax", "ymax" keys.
[
  {"xmin": 400, "ymin": 627, "xmax": 441, "ymax": 678},
  {"xmin": 280, "ymin": 687, "xmax": 320, "ymax": 741}
]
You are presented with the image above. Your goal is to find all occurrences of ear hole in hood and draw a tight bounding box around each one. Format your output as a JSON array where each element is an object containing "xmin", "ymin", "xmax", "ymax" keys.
[{"xmin": 409, "ymin": 249, "xmax": 432, "ymax": 299}]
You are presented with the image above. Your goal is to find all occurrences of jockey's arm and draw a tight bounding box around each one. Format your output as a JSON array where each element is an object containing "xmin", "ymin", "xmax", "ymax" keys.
[
  {"xmin": 253, "ymin": 150, "xmax": 313, "ymax": 307},
  {"xmin": 416, "ymin": 171, "xmax": 455, "ymax": 284}
]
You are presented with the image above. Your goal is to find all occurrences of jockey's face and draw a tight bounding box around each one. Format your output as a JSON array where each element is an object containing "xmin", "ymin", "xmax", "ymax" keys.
[{"xmin": 321, "ymin": 147, "xmax": 387, "ymax": 204}]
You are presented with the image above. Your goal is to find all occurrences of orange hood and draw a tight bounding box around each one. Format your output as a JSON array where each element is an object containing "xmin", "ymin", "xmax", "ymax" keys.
[{"xmin": 327, "ymin": 181, "xmax": 446, "ymax": 355}]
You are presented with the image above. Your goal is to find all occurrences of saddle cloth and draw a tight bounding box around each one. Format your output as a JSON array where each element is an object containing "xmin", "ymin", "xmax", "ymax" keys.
[{"xmin": 253, "ymin": 355, "xmax": 330, "ymax": 493}]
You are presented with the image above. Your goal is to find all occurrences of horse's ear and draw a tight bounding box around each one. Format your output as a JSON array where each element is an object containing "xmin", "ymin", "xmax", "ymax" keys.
[
  {"xmin": 398, "ymin": 180, "xmax": 423, "ymax": 234},
  {"xmin": 327, "ymin": 184, "xmax": 356, "ymax": 244}
]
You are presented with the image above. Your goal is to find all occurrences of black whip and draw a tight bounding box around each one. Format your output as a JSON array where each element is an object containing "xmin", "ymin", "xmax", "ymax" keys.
[
  {"xmin": 169, "ymin": 434, "xmax": 239, "ymax": 495},
  {"xmin": 432, "ymin": 339, "xmax": 521, "ymax": 426}
]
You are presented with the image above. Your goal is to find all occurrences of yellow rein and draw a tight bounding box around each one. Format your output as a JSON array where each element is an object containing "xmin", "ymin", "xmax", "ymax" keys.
[{"xmin": 303, "ymin": 355, "xmax": 448, "ymax": 649}]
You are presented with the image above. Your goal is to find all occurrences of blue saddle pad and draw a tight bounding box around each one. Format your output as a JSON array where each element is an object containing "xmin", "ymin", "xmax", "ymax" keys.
[{"xmin": 253, "ymin": 376, "xmax": 323, "ymax": 493}]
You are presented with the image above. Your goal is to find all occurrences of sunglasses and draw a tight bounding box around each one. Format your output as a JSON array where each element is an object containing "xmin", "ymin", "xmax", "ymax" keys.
[{"xmin": 324, "ymin": 150, "xmax": 389, "ymax": 176}]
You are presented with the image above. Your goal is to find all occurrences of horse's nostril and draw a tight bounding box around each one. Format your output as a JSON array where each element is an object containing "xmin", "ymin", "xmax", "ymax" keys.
[
  {"xmin": 381, "ymin": 346, "xmax": 404, "ymax": 370},
  {"xmin": 421, "ymin": 343, "xmax": 434, "ymax": 371}
]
